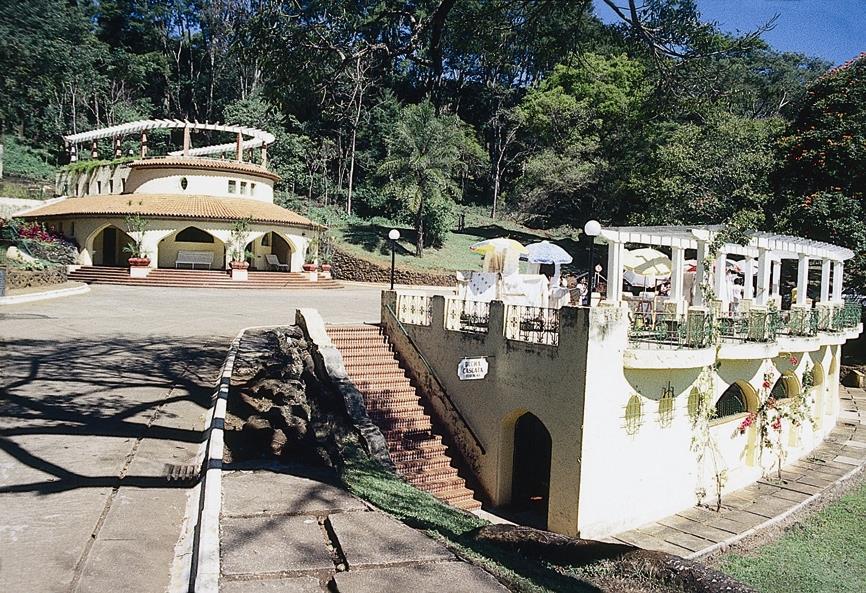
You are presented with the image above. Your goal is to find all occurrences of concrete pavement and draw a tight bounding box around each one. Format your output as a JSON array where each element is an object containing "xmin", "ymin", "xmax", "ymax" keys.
[{"xmin": 0, "ymin": 284, "xmax": 388, "ymax": 593}]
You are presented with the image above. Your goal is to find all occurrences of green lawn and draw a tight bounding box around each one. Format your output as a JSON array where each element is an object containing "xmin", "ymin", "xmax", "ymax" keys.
[
  {"xmin": 717, "ymin": 479, "xmax": 866, "ymax": 593},
  {"xmin": 329, "ymin": 210, "xmax": 586, "ymax": 276}
]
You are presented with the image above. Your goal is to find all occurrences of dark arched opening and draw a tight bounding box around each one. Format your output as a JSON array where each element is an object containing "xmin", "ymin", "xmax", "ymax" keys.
[
  {"xmin": 512, "ymin": 412, "xmax": 552, "ymax": 528},
  {"xmin": 93, "ymin": 225, "xmax": 134, "ymax": 267}
]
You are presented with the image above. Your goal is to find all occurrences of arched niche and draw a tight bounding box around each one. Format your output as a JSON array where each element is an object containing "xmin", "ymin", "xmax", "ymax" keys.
[
  {"xmin": 511, "ymin": 412, "xmax": 552, "ymax": 528},
  {"xmin": 158, "ymin": 226, "xmax": 226, "ymax": 269}
]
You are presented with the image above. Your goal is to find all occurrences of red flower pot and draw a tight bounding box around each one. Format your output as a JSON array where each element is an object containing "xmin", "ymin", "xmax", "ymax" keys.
[
  {"xmin": 128, "ymin": 257, "xmax": 151, "ymax": 267},
  {"xmin": 230, "ymin": 261, "xmax": 250, "ymax": 270},
  {"xmin": 321, "ymin": 264, "xmax": 332, "ymax": 272},
  {"xmin": 303, "ymin": 263, "xmax": 318, "ymax": 272}
]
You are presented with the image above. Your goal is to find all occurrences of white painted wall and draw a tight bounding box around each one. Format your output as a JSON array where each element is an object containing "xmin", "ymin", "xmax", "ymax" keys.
[{"xmin": 125, "ymin": 166, "xmax": 274, "ymax": 202}]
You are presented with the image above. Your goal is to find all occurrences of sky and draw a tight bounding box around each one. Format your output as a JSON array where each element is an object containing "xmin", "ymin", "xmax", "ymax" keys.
[{"xmin": 593, "ymin": 0, "xmax": 866, "ymax": 65}]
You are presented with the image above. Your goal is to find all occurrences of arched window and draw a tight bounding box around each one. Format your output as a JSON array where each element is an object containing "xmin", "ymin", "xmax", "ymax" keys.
[
  {"xmin": 716, "ymin": 384, "xmax": 748, "ymax": 419},
  {"xmin": 688, "ymin": 388, "xmax": 702, "ymax": 421},
  {"xmin": 625, "ymin": 395, "xmax": 642, "ymax": 435},
  {"xmin": 771, "ymin": 372, "xmax": 800, "ymax": 401},
  {"xmin": 176, "ymin": 227, "xmax": 215, "ymax": 243},
  {"xmin": 261, "ymin": 232, "xmax": 271, "ymax": 247}
]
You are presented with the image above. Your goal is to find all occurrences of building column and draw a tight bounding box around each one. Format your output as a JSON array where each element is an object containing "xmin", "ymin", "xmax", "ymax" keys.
[
  {"xmin": 140, "ymin": 132, "xmax": 148, "ymax": 159},
  {"xmin": 91, "ymin": 140, "xmax": 99, "ymax": 159},
  {"xmin": 236, "ymin": 133, "xmax": 243, "ymax": 162},
  {"xmin": 113, "ymin": 136, "xmax": 122, "ymax": 159},
  {"xmin": 832, "ymin": 261, "xmax": 844, "ymax": 302},
  {"xmin": 183, "ymin": 124, "xmax": 191, "ymax": 157},
  {"xmin": 667, "ymin": 246, "xmax": 686, "ymax": 314},
  {"xmin": 796, "ymin": 254, "xmax": 810, "ymax": 306},
  {"xmin": 694, "ymin": 240, "xmax": 708, "ymax": 307},
  {"xmin": 756, "ymin": 249, "xmax": 771, "ymax": 307},
  {"xmin": 743, "ymin": 256, "xmax": 755, "ymax": 300},
  {"xmin": 69, "ymin": 144, "xmax": 78, "ymax": 163},
  {"xmin": 771, "ymin": 259, "xmax": 782, "ymax": 306},
  {"xmin": 713, "ymin": 250, "xmax": 727, "ymax": 308},
  {"xmin": 261, "ymin": 144, "xmax": 268, "ymax": 168},
  {"xmin": 605, "ymin": 241, "xmax": 624, "ymax": 304},
  {"xmin": 820, "ymin": 259, "xmax": 832, "ymax": 302}
]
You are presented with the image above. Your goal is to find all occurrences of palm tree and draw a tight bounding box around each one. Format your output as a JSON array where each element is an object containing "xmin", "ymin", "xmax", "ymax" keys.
[{"xmin": 378, "ymin": 101, "xmax": 467, "ymax": 257}]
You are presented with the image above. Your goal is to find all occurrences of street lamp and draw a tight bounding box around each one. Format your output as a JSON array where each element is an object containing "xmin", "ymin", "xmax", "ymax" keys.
[
  {"xmin": 583, "ymin": 220, "xmax": 601, "ymax": 305},
  {"xmin": 388, "ymin": 229, "xmax": 400, "ymax": 290}
]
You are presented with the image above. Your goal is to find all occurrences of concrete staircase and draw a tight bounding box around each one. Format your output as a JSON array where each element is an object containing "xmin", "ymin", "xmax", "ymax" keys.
[
  {"xmin": 328, "ymin": 324, "xmax": 482, "ymax": 511},
  {"xmin": 69, "ymin": 266, "xmax": 341, "ymax": 289}
]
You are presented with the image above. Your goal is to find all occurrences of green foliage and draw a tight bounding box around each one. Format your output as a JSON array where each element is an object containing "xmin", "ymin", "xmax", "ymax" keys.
[
  {"xmin": 378, "ymin": 101, "xmax": 479, "ymax": 255},
  {"xmin": 775, "ymin": 55, "xmax": 866, "ymax": 288},
  {"xmin": 122, "ymin": 213, "xmax": 149, "ymax": 258},
  {"xmin": 630, "ymin": 113, "xmax": 784, "ymax": 225},
  {"xmin": 1, "ymin": 137, "xmax": 56, "ymax": 181},
  {"xmin": 64, "ymin": 157, "xmax": 135, "ymax": 176},
  {"xmin": 719, "ymin": 480, "xmax": 866, "ymax": 593},
  {"xmin": 228, "ymin": 217, "xmax": 252, "ymax": 262}
]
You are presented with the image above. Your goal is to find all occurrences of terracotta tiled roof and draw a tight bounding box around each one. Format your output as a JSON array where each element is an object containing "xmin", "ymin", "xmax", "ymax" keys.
[
  {"xmin": 130, "ymin": 157, "xmax": 280, "ymax": 181},
  {"xmin": 23, "ymin": 194, "xmax": 323, "ymax": 230}
]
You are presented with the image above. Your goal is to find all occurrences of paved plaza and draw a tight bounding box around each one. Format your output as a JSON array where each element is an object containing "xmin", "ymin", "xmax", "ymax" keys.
[{"xmin": 0, "ymin": 284, "xmax": 387, "ymax": 593}]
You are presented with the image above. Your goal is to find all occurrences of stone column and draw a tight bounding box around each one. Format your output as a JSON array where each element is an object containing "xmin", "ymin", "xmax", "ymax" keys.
[
  {"xmin": 69, "ymin": 144, "xmax": 78, "ymax": 163},
  {"xmin": 771, "ymin": 259, "xmax": 782, "ymax": 301},
  {"xmin": 756, "ymin": 249, "xmax": 771, "ymax": 306},
  {"xmin": 796, "ymin": 254, "xmax": 809, "ymax": 306},
  {"xmin": 694, "ymin": 240, "xmax": 708, "ymax": 307},
  {"xmin": 820, "ymin": 259, "xmax": 832, "ymax": 302},
  {"xmin": 742, "ymin": 256, "xmax": 755, "ymax": 310},
  {"xmin": 113, "ymin": 137, "xmax": 122, "ymax": 159},
  {"xmin": 140, "ymin": 132, "xmax": 148, "ymax": 158},
  {"xmin": 236, "ymin": 133, "xmax": 243, "ymax": 162},
  {"xmin": 604, "ymin": 241, "xmax": 624, "ymax": 304},
  {"xmin": 832, "ymin": 261, "xmax": 844, "ymax": 302},
  {"xmin": 91, "ymin": 140, "xmax": 99, "ymax": 159},
  {"xmin": 666, "ymin": 246, "xmax": 686, "ymax": 315},
  {"xmin": 261, "ymin": 144, "xmax": 268, "ymax": 168},
  {"xmin": 183, "ymin": 125, "xmax": 191, "ymax": 157},
  {"xmin": 713, "ymin": 250, "xmax": 727, "ymax": 311}
]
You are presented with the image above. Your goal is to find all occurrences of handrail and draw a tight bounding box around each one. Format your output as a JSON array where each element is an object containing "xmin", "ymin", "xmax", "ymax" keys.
[{"xmin": 384, "ymin": 303, "xmax": 486, "ymax": 455}]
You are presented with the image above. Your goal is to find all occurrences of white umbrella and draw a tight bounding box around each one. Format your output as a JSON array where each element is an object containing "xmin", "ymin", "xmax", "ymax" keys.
[
  {"xmin": 470, "ymin": 238, "xmax": 527, "ymax": 275},
  {"xmin": 524, "ymin": 240, "xmax": 573, "ymax": 287},
  {"xmin": 623, "ymin": 248, "xmax": 671, "ymax": 289}
]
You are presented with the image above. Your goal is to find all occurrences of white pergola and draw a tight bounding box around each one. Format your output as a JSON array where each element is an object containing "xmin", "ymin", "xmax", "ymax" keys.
[
  {"xmin": 63, "ymin": 119, "xmax": 276, "ymax": 166},
  {"xmin": 595, "ymin": 225, "xmax": 854, "ymax": 312}
]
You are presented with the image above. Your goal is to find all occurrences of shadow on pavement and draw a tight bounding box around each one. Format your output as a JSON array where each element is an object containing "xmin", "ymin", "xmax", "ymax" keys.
[{"xmin": 0, "ymin": 335, "xmax": 225, "ymax": 494}]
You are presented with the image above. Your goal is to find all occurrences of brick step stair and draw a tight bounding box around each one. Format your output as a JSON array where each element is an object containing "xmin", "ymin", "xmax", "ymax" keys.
[
  {"xmin": 68, "ymin": 266, "xmax": 341, "ymax": 289},
  {"xmin": 329, "ymin": 323, "xmax": 481, "ymax": 512}
]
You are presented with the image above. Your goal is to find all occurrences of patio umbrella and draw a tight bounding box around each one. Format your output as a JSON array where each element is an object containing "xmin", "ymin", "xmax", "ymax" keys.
[
  {"xmin": 685, "ymin": 259, "xmax": 743, "ymax": 274},
  {"xmin": 470, "ymin": 238, "xmax": 528, "ymax": 275},
  {"xmin": 623, "ymin": 247, "xmax": 672, "ymax": 290},
  {"xmin": 524, "ymin": 240, "xmax": 573, "ymax": 287}
]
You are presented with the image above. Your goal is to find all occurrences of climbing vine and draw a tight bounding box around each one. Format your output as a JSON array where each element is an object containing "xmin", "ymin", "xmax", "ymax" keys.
[{"xmin": 689, "ymin": 364, "xmax": 728, "ymax": 511}]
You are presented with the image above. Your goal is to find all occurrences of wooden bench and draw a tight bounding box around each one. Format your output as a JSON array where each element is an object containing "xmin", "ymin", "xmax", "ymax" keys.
[{"xmin": 175, "ymin": 250, "xmax": 214, "ymax": 269}]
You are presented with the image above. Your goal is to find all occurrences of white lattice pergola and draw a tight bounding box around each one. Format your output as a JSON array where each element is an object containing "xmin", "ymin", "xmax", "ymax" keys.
[
  {"xmin": 63, "ymin": 119, "xmax": 276, "ymax": 164},
  {"xmin": 594, "ymin": 225, "xmax": 853, "ymax": 310}
]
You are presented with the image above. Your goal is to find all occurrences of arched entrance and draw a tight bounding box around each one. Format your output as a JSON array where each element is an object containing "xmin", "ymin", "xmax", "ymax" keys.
[
  {"xmin": 246, "ymin": 231, "xmax": 295, "ymax": 271},
  {"xmin": 91, "ymin": 225, "xmax": 134, "ymax": 267},
  {"xmin": 511, "ymin": 412, "xmax": 552, "ymax": 527},
  {"xmin": 158, "ymin": 226, "xmax": 226, "ymax": 269}
]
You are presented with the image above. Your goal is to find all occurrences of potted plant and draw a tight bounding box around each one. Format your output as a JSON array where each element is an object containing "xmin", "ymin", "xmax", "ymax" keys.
[
  {"xmin": 123, "ymin": 213, "xmax": 151, "ymax": 278},
  {"xmin": 303, "ymin": 235, "xmax": 319, "ymax": 279},
  {"xmin": 229, "ymin": 217, "xmax": 252, "ymax": 281},
  {"xmin": 319, "ymin": 233, "xmax": 334, "ymax": 278}
]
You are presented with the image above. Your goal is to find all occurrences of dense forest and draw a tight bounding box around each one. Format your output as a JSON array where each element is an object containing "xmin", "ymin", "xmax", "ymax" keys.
[{"xmin": 1, "ymin": 1, "xmax": 864, "ymax": 284}]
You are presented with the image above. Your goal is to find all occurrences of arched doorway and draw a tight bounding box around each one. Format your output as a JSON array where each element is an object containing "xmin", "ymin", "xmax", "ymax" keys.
[
  {"xmin": 158, "ymin": 226, "xmax": 225, "ymax": 269},
  {"xmin": 512, "ymin": 412, "xmax": 552, "ymax": 527},
  {"xmin": 91, "ymin": 225, "xmax": 134, "ymax": 267},
  {"xmin": 246, "ymin": 231, "xmax": 294, "ymax": 271}
]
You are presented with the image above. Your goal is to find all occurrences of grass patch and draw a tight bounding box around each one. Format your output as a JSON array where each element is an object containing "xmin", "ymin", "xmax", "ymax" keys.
[
  {"xmin": 340, "ymin": 454, "xmax": 685, "ymax": 593},
  {"xmin": 717, "ymin": 479, "xmax": 866, "ymax": 593}
]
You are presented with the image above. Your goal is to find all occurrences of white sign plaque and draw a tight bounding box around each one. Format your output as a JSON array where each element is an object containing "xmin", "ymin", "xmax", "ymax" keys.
[{"xmin": 458, "ymin": 357, "xmax": 489, "ymax": 381}]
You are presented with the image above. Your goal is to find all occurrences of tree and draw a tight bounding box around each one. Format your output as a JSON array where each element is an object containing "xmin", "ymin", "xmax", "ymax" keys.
[
  {"xmin": 378, "ymin": 101, "xmax": 477, "ymax": 256},
  {"xmin": 774, "ymin": 55, "xmax": 866, "ymax": 288},
  {"xmin": 629, "ymin": 112, "xmax": 784, "ymax": 226}
]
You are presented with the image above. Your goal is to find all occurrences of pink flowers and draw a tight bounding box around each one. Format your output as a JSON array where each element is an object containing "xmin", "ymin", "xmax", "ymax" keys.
[
  {"xmin": 771, "ymin": 417, "xmax": 782, "ymax": 432},
  {"xmin": 762, "ymin": 380, "xmax": 772, "ymax": 390},
  {"xmin": 738, "ymin": 413, "xmax": 757, "ymax": 435},
  {"xmin": 789, "ymin": 355, "xmax": 799, "ymax": 366}
]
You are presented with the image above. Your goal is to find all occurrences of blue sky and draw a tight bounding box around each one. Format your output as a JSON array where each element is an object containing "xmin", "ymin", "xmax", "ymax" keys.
[{"xmin": 593, "ymin": 0, "xmax": 866, "ymax": 65}]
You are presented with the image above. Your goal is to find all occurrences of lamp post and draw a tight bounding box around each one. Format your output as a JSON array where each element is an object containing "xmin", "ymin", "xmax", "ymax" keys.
[
  {"xmin": 388, "ymin": 229, "xmax": 400, "ymax": 290},
  {"xmin": 583, "ymin": 220, "xmax": 601, "ymax": 305}
]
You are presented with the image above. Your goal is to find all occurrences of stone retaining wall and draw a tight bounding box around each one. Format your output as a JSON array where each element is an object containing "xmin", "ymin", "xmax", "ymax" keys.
[
  {"xmin": 330, "ymin": 248, "xmax": 455, "ymax": 286},
  {"xmin": 7, "ymin": 267, "xmax": 68, "ymax": 289}
]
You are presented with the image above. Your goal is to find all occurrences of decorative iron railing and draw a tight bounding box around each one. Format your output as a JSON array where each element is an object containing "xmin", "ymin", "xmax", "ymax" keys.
[
  {"xmin": 717, "ymin": 310, "xmax": 778, "ymax": 343},
  {"xmin": 445, "ymin": 299, "xmax": 490, "ymax": 334},
  {"xmin": 395, "ymin": 293, "xmax": 432, "ymax": 326},
  {"xmin": 779, "ymin": 309, "xmax": 819, "ymax": 337},
  {"xmin": 841, "ymin": 302, "xmax": 863, "ymax": 329},
  {"xmin": 629, "ymin": 312, "xmax": 687, "ymax": 348},
  {"xmin": 505, "ymin": 305, "xmax": 560, "ymax": 346}
]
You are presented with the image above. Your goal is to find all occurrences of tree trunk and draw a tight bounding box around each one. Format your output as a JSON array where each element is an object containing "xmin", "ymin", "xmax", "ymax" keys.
[
  {"xmin": 491, "ymin": 164, "xmax": 501, "ymax": 219},
  {"xmin": 347, "ymin": 125, "xmax": 357, "ymax": 215},
  {"xmin": 415, "ymin": 200, "xmax": 425, "ymax": 257}
]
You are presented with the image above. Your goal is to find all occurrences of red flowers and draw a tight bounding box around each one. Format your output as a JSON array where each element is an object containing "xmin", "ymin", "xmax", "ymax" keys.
[
  {"xmin": 762, "ymin": 380, "xmax": 772, "ymax": 390},
  {"xmin": 771, "ymin": 417, "xmax": 782, "ymax": 432},
  {"xmin": 738, "ymin": 413, "xmax": 756, "ymax": 435},
  {"xmin": 789, "ymin": 355, "xmax": 799, "ymax": 366}
]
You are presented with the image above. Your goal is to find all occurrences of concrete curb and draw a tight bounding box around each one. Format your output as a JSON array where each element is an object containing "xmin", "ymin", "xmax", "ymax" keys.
[{"xmin": 0, "ymin": 283, "xmax": 89, "ymax": 305}]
